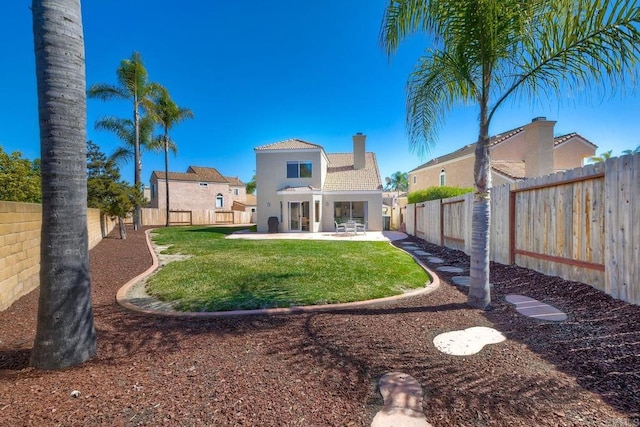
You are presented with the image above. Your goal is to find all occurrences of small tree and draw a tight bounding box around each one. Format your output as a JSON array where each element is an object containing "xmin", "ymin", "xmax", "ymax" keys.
[
  {"xmin": 0, "ymin": 147, "xmax": 41, "ymax": 203},
  {"xmin": 87, "ymin": 141, "xmax": 141, "ymax": 239}
]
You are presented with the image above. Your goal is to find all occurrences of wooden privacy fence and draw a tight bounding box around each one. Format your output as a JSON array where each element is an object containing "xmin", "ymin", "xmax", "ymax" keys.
[
  {"xmin": 407, "ymin": 153, "xmax": 640, "ymax": 306},
  {"xmin": 134, "ymin": 208, "xmax": 253, "ymax": 226}
]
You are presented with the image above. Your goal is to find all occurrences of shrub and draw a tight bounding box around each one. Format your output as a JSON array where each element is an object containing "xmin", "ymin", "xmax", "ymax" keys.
[{"xmin": 408, "ymin": 186, "xmax": 474, "ymax": 204}]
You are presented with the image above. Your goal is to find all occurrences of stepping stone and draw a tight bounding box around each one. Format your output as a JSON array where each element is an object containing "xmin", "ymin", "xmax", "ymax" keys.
[
  {"xmin": 413, "ymin": 250, "xmax": 431, "ymax": 256},
  {"xmin": 400, "ymin": 242, "xmax": 417, "ymax": 246},
  {"xmin": 505, "ymin": 294, "xmax": 567, "ymax": 322},
  {"xmin": 451, "ymin": 276, "xmax": 470, "ymax": 286},
  {"xmin": 433, "ymin": 326, "xmax": 506, "ymax": 356},
  {"xmin": 436, "ymin": 266, "xmax": 465, "ymax": 273},
  {"xmin": 371, "ymin": 372, "xmax": 432, "ymax": 427},
  {"xmin": 450, "ymin": 276, "xmax": 493, "ymax": 288},
  {"xmin": 427, "ymin": 257, "xmax": 444, "ymax": 264}
]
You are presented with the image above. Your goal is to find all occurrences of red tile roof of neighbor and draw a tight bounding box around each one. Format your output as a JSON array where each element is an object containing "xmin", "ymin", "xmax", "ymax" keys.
[
  {"xmin": 410, "ymin": 126, "xmax": 593, "ymax": 172},
  {"xmin": 152, "ymin": 166, "xmax": 243, "ymax": 185},
  {"xmin": 491, "ymin": 160, "xmax": 526, "ymax": 180}
]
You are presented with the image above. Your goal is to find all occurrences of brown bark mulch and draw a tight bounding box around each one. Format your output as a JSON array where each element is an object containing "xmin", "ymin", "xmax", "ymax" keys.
[{"xmin": 1, "ymin": 227, "xmax": 639, "ymax": 426}]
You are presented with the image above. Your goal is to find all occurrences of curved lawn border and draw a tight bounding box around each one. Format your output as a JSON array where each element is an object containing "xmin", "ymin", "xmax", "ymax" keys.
[{"xmin": 116, "ymin": 229, "xmax": 441, "ymax": 317}]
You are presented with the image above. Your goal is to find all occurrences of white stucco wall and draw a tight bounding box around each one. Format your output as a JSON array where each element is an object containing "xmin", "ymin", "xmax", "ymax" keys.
[{"xmin": 256, "ymin": 148, "xmax": 323, "ymax": 232}]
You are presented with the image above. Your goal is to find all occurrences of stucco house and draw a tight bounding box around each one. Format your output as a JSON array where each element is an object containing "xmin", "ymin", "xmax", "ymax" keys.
[
  {"xmin": 408, "ymin": 117, "xmax": 597, "ymax": 192},
  {"xmin": 255, "ymin": 133, "xmax": 383, "ymax": 233},
  {"xmin": 148, "ymin": 166, "xmax": 248, "ymax": 212}
]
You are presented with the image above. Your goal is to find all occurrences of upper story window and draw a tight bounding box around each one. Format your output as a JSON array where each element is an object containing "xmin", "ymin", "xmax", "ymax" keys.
[
  {"xmin": 215, "ymin": 193, "xmax": 224, "ymax": 208},
  {"xmin": 413, "ymin": 175, "xmax": 417, "ymax": 185},
  {"xmin": 287, "ymin": 161, "xmax": 312, "ymax": 178},
  {"xmin": 199, "ymin": 182, "xmax": 208, "ymax": 187},
  {"xmin": 233, "ymin": 188, "xmax": 239, "ymax": 196},
  {"xmin": 439, "ymin": 169, "xmax": 446, "ymax": 187}
]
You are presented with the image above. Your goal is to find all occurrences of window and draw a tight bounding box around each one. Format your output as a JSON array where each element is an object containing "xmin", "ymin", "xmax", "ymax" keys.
[
  {"xmin": 286, "ymin": 161, "xmax": 312, "ymax": 178},
  {"xmin": 151, "ymin": 184, "xmax": 156, "ymax": 199},
  {"xmin": 413, "ymin": 175, "xmax": 417, "ymax": 185},
  {"xmin": 439, "ymin": 169, "xmax": 446, "ymax": 187},
  {"xmin": 233, "ymin": 188, "xmax": 239, "ymax": 196},
  {"xmin": 215, "ymin": 193, "xmax": 224, "ymax": 208},
  {"xmin": 199, "ymin": 182, "xmax": 208, "ymax": 187},
  {"xmin": 314, "ymin": 201, "xmax": 320, "ymax": 223},
  {"xmin": 334, "ymin": 201, "xmax": 366, "ymax": 223}
]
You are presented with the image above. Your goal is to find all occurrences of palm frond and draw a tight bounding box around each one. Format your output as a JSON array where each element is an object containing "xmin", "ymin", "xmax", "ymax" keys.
[
  {"xmin": 406, "ymin": 48, "xmax": 479, "ymax": 157},
  {"xmin": 491, "ymin": 0, "xmax": 640, "ymax": 120},
  {"xmin": 87, "ymin": 83, "xmax": 128, "ymax": 101},
  {"xmin": 95, "ymin": 116, "xmax": 133, "ymax": 142},
  {"xmin": 380, "ymin": 0, "xmax": 436, "ymax": 56}
]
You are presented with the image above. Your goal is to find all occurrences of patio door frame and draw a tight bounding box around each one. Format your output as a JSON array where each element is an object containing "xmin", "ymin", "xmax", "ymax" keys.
[{"xmin": 288, "ymin": 201, "xmax": 310, "ymax": 232}]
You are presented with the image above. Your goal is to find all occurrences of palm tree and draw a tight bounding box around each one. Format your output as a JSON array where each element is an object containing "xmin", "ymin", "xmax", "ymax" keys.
[
  {"xmin": 95, "ymin": 115, "xmax": 157, "ymax": 166},
  {"xmin": 622, "ymin": 144, "xmax": 640, "ymax": 155},
  {"xmin": 87, "ymin": 52, "xmax": 163, "ymax": 229},
  {"xmin": 246, "ymin": 174, "xmax": 257, "ymax": 195},
  {"xmin": 381, "ymin": 0, "xmax": 640, "ymax": 309},
  {"xmin": 587, "ymin": 150, "xmax": 613, "ymax": 163},
  {"xmin": 149, "ymin": 88, "xmax": 194, "ymax": 227},
  {"xmin": 385, "ymin": 171, "xmax": 409, "ymax": 194},
  {"xmin": 31, "ymin": 0, "xmax": 96, "ymax": 369}
]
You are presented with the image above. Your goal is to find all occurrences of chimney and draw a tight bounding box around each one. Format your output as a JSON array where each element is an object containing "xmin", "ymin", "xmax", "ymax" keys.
[
  {"xmin": 353, "ymin": 132, "xmax": 366, "ymax": 170},
  {"xmin": 524, "ymin": 117, "xmax": 555, "ymax": 177}
]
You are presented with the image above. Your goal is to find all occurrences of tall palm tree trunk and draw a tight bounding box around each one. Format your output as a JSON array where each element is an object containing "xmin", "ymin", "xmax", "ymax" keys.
[
  {"xmin": 31, "ymin": 0, "xmax": 97, "ymax": 369},
  {"xmin": 133, "ymin": 100, "xmax": 141, "ymax": 230},
  {"xmin": 468, "ymin": 112, "xmax": 492, "ymax": 309},
  {"xmin": 164, "ymin": 133, "xmax": 170, "ymax": 227}
]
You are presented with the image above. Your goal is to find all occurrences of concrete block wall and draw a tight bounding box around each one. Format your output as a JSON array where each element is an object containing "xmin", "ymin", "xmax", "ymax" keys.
[
  {"xmin": 0, "ymin": 201, "xmax": 41, "ymax": 311},
  {"xmin": 0, "ymin": 202, "xmax": 115, "ymax": 311}
]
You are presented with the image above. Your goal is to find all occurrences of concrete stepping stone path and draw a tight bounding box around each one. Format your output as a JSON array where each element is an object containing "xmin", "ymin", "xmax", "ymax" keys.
[
  {"xmin": 427, "ymin": 257, "xmax": 444, "ymax": 264},
  {"xmin": 436, "ymin": 266, "xmax": 465, "ymax": 273},
  {"xmin": 433, "ymin": 326, "xmax": 506, "ymax": 356},
  {"xmin": 505, "ymin": 294, "xmax": 567, "ymax": 322},
  {"xmin": 371, "ymin": 372, "xmax": 432, "ymax": 427}
]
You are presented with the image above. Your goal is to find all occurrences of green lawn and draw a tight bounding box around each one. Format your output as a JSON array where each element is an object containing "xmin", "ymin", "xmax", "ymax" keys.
[{"xmin": 147, "ymin": 226, "xmax": 430, "ymax": 312}]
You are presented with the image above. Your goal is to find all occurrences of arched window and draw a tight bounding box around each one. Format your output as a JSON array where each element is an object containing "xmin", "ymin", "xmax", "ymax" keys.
[
  {"xmin": 216, "ymin": 193, "xmax": 224, "ymax": 208},
  {"xmin": 439, "ymin": 169, "xmax": 446, "ymax": 187}
]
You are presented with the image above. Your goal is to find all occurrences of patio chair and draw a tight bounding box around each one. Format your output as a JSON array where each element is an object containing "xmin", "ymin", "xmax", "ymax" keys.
[
  {"xmin": 355, "ymin": 222, "xmax": 366, "ymax": 234},
  {"xmin": 335, "ymin": 221, "xmax": 346, "ymax": 233}
]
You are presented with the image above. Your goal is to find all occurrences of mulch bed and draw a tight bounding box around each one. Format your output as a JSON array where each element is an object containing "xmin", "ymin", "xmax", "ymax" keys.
[{"xmin": 1, "ymin": 227, "xmax": 639, "ymax": 426}]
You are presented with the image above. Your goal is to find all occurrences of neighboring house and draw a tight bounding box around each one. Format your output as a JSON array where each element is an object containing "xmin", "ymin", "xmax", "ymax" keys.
[
  {"xmin": 408, "ymin": 117, "xmax": 597, "ymax": 192},
  {"xmin": 255, "ymin": 133, "xmax": 383, "ymax": 233},
  {"xmin": 149, "ymin": 166, "xmax": 248, "ymax": 212}
]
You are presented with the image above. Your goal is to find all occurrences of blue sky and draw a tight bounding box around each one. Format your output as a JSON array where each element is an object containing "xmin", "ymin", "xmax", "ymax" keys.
[{"xmin": 2, "ymin": 1, "xmax": 639, "ymax": 187}]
